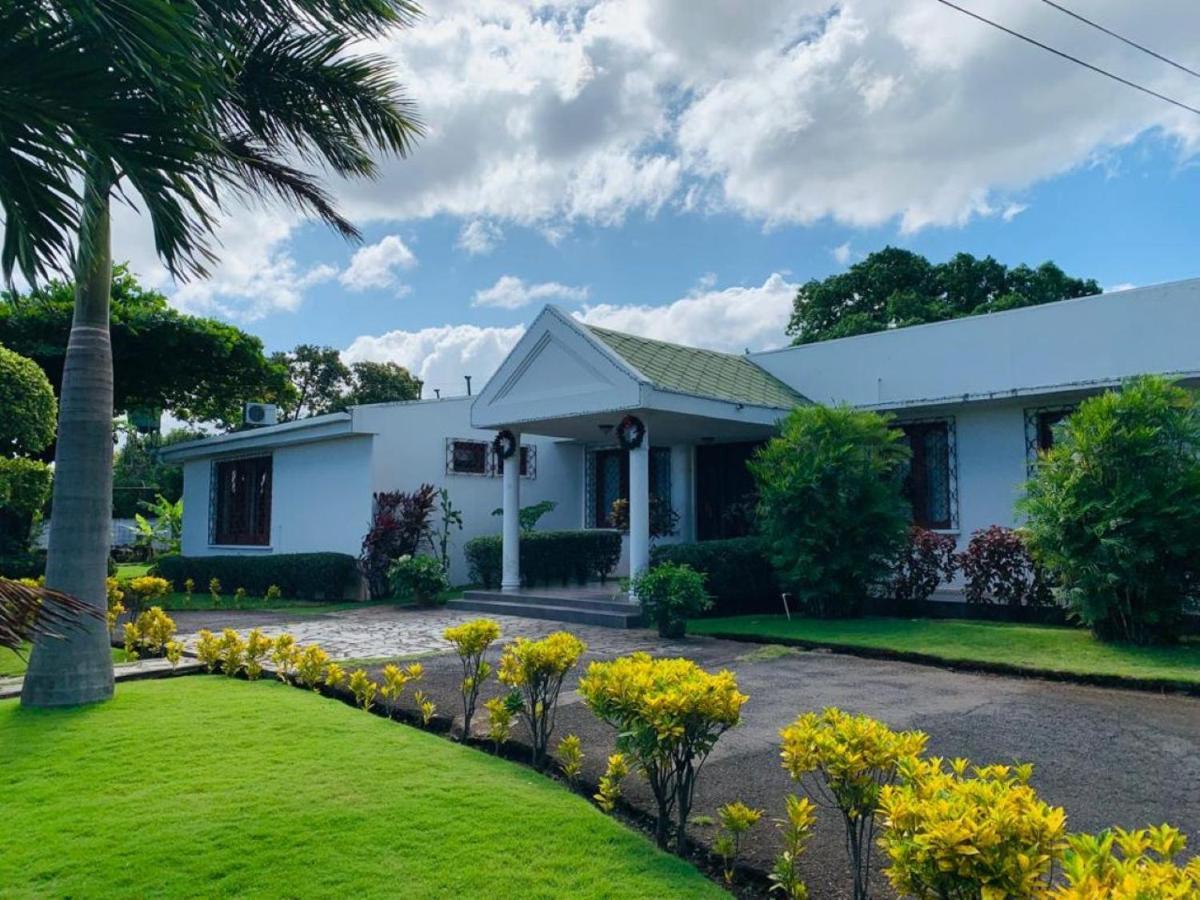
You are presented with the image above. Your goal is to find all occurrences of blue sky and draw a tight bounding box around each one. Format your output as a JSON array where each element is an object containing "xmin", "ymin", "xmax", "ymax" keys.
[{"xmin": 110, "ymin": 1, "xmax": 1200, "ymax": 398}]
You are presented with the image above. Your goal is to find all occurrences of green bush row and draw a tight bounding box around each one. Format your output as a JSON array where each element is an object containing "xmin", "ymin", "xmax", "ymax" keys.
[
  {"xmin": 465, "ymin": 530, "xmax": 622, "ymax": 588},
  {"xmin": 152, "ymin": 552, "xmax": 358, "ymax": 600},
  {"xmin": 650, "ymin": 537, "xmax": 778, "ymax": 617},
  {"xmin": 0, "ymin": 551, "xmax": 115, "ymax": 580}
]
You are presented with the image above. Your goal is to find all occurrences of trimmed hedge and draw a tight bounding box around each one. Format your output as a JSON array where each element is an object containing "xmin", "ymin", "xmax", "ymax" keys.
[
  {"xmin": 0, "ymin": 551, "xmax": 115, "ymax": 580},
  {"xmin": 465, "ymin": 530, "xmax": 622, "ymax": 589},
  {"xmin": 651, "ymin": 537, "xmax": 779, "ymax": 617},
  {"xmin": 152, "ymin": 552, "xmax": 358, "ymax": 600}
]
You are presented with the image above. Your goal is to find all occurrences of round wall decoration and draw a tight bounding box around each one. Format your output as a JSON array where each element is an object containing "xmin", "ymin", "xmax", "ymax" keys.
[
  {"xmin": 616, "ymin": 414, "xmax": 645, "ymax": 450},
  {"xmin": 492, "ymin": 429, "xmax": 518, "ymax": 460}
]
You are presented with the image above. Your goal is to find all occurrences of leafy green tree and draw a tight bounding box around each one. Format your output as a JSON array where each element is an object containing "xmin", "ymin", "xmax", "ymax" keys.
[
  {"xmin": 0, "ymin": 266, "xmax": 292, "ymax": 428},
  {"xmin": 0, "ymin": 346, "xmax": 57, "ymax": 554},
  {"xmin": 749, "ymin": 405, "xmax": 910, "ymax": 617},
  {"xmin": 343, "ymin": 360, "xmax": 423, "ymax": 408},
  {"xmin": 787, "ymin": 248, "xmax": 1101, "ymax": 344},
  {"xmin": 274, "ymin": 344, "xmax": 352, "ymax": 421},
  {"xmin": 1021, "ymin": 377, "xmax": 1200, "ymax": 644},
  {"xmin": 112, "ymin": 427, "xmax": 205, "ymax": 518},
  {"xmin": 7, "ymin": 0, "xmax": 421, "ymax": 708}
]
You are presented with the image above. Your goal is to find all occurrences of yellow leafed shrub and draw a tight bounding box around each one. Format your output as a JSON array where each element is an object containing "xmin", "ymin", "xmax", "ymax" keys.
[
  {"xmin": 165, "ymin": 640, "xmax": 184, "ymax": 669},
  {"xmin": 270, "ymin": 634, "xmax": 299, "ymax": 681},
  {"xmin": 878, "ymin": 757, "xmax": 1068, "ymax": 899},
  {"xmin": 105, "ymin": 578, "xmax": 125, "ymax": 629},
  {"xmin": 444, "ymin": 618, "xmax": 502, "ymax": 738},
  {"xmin": 123, "ymin": 576, "xmax": 170, "ymax": 616},
  {"xmin": 296, "ymin": 644, "xmax": 331, "ymax": 690},
  {"xmin": 483, "ymin": 695, "xmax": 514, "ymax": 750},
  {"xmin": 769, "ymin": 794, "xmax": 817, "ymax": 900},
  {"xmin": 121, "ymin": 606, "xmax": 178, "ymax": 658},
  {"xmin": 578, "ymin": 652, "xmax": 746, "ymax": 854},
  {"xmin": 244, "ymin": 629, "xmax": 273, "ymax": 680},
  {"xmin": 196, "ymin": 629, "xmax": 221, "ymax": 672},
  {"xmin": 1052, "ymin": 824, "xmax": 1200, "ymax": 899},
  {"xmin": 324, "ymin": 661, "xmax": 347, "ymax": 689},
  {"xmin": 556, "ymin": 733, "xmax": 584, "ymax": 784},
  {"xmin": 379, "ymin": 661, "xmax": 424, "ymax": 715},
  {"xmin": 413, "ymin": 689, "xmax": 436, "ymax": 725},
  {"xmin": 594, "ymin": 752, "xmax": 630, "ymax": 813},
  {"xmin": 498, "ymin": 631, "xmax": 586, "ymax": 765},
  {"xmin": 218, "ymin": 628, "xmax": 246, "ymax": 677},
  {"xmin": 348, "ymin": 668, "xmax": 377, "ymax": 711},
  {"xmin": 714, "ymin": 801, "xmax": 762, "ymax": 885}
]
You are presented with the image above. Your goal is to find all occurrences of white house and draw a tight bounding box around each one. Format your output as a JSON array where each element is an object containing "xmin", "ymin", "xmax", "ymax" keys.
[{"xmin": 163, "ymin": 278, "xmax": 1200, "ymax": 611}]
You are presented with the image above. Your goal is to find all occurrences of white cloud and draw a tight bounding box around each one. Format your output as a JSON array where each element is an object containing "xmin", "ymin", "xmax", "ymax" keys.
[
  {"xmin": 473, "ymin": 274, "xmax": 589, "ymax": 310},
  {"xmin": 457, "ymin": 219, "xmax": 504, "ymax": 255},
  {"xmin": 339, "ymin": 234, "xmax": 417, "ymax": 292},
  {"xmin": 1106, "ymin": 282, "xmax": 1137, "ymax": 293},
  {"xmin": 343, "ymin": 322, "xmax": 525, "ymax": 398},
  {"xmin": 831, "ymin": 241, "xmax": 853, "ymax": 265},
  {"xmin": 576, "ymin": 273, "xmax": 798, "ymax": 353}
]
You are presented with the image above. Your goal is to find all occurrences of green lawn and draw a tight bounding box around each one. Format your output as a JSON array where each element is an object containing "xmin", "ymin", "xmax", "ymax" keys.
[
  {"xmin": 113, "ymin": 562, "xmax": 152, "ymax": 579},
  {"xmin": 0, "ymin": 645, "xmax": 129, "ymax": 678},
  {"xmin": 691, "ymin": 615, "xmax": 1200, "ymax": 686},
  {"xmin": 0, "ymin": 678, "xmax": 721, "ymax": 899}
]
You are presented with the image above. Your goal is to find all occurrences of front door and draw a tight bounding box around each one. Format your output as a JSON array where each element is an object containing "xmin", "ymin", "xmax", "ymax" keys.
[{"xmin": 695, "ymin": 441, "xmax": 763, "ymax": 541}]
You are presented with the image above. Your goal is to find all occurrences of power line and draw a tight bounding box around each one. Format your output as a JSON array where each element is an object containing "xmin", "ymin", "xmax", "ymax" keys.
[
  {"xmin": 933, "ymin": 0, "xmax": 1200, "ymax": 118},
  {"xmin": 1038, "ymin": 0, "xmax": 1200, "ymax": 81}
]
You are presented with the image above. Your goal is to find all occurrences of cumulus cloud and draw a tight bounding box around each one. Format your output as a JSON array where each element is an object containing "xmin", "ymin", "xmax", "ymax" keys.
[
  {"xmin": 831, "ymin": 242, "xmax": 853, "ymax": 265},
  {"xmin": 339, "ymin": 235, "xmax": 417, "ymax": 292},
  {"xmin": 343, "ymin": 322, "xmax": 525, "ymax": 398},
  {"xmin": 576, "ymin": 273, "xmax": 797, "ymax": 353},
  {"xmin": 473, "ymin": 275, "xmax": 589, "ymax": 309},
  {"xmin": 457, "ymin": 219, "xmax": 504, "ymax": 255}
]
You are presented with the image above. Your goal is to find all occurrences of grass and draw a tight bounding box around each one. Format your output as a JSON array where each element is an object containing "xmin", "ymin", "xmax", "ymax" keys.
[
  {"xmin": 0, "ymin": 645, "xmax": 129, "ymax": 678},
  {"xmin": 114, "ymin": 562, "xmax": 151, "ymax": 579},
  {"xmin": 691, "ymin": 615, "xmax": 1200, "ymax": 686},
  {"xmin": 0, "ymin": 678, "xmax": 722, "ymax": 899}
]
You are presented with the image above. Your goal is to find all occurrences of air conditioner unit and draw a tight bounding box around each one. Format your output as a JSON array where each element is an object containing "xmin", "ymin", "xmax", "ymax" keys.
[{"xmin": 244, "ymin": 402, "xmax": 278, "ymax": 427}]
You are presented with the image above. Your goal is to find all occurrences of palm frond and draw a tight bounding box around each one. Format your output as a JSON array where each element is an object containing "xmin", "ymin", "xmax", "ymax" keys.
[{"xmin": 0, "ymin": 578, "xmax": 102, "ymax": 652}]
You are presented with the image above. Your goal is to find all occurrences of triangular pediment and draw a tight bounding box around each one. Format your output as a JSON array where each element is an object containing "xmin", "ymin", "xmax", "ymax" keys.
[{"xmin": 472, "ymin": 306, "xmax": 643, "ymax": 428}]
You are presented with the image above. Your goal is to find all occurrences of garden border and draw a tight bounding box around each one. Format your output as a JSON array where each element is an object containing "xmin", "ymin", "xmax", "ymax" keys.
[{"xmin": 698, "ymin": 631, "xmax": 1200, "ymax": 697}]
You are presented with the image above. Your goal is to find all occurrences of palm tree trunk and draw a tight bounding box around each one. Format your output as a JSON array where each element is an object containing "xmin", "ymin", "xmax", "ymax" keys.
[{"xmin": 21, "ymin": 162, "xmax": 116, "ymax": 708}]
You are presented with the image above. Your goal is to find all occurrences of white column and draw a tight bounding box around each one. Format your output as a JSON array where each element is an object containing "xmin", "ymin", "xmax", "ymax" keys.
[
  {"xmin": 628, "ymin": 425, "xmax": 650, "ymax": 585},
  {"xmin": 501, "ymin": 431, "xmax": 521, "ymax": 593}
]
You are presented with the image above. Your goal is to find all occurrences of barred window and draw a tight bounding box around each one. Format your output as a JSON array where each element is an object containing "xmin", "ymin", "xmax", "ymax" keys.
[
  {"xmin": 897, "ymin": 421, "xmax": 952, "ymax": 530},
  {"xmin": 212, "ymin": 456, "xmax": 272, "ymax": 545}
]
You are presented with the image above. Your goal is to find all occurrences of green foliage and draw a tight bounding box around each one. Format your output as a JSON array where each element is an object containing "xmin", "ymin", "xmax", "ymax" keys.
[
  {"xmin": 768, "ymin": 794, "xmax": 817, "ymax": 900},
  {"xmin": 579, "ymin": 653, "xmax": 747, "ymax": 854},
  {"xmin": 131, "ymin": 494, "xmax": 183, "ymax": 558},
  {"xmin": 651, "ymin": 537, "xmax": 779, "ymax": 617},
  {"xmin": 879, "ymin": 757, "xmax": 1068, "ymax": 899},
  {"xmin": 779, "ymin": 707, "xmax": 928, "ymax": 900},
  {"xmin": 1053, "ymin": 824, "xmax": 1200, "ymax": 898},
  {"xmin": 556, "ymin": 734, "xmax": 584, "ymax": 784},
  {"xmin": 609, "ymin": 496, "xmax": 679, "ymax": 539},
  {"xmin": 713, "ymin": 801, "xmax": 762, "ymax": 885},
  {"xmin": 378, "ymin": 661, "xmax": 423, "ymax": 716},
  {"xmin": 0, "ymin": 344, "xmax": 56, "ymax": 456},
  {"xmin": 465, "ymin": 530, "xmax": 622, "ymax": 589},
  {"xmin": 112, "ymin": 426, "xmax": 201, "ymax": 518},
  {"xmin": 340, "ymin": 360, "xmax": 422, "ymax": 409},
  {"xmin": 433, "ymin": 487, "xmax": 463, "ymax": 573},
  {"xmin": 498, "ymin": 631, "xmax": 587, "ymax": 766},
  {"xmin": 0, "ymin": 268, "xmax": 291, "ymax": 427},
  {"xmin": 751, "ymin": 405, "xmax": 910, "ymax": 617},
  {"xmin": 0, "ymin": 458, "xmax": 52, "ymax": 553},
  {"xmin": 388, "ymin": 554, "xmax": 449, "ymax": 606},
  {"xmin": 1021, "ymin": 377, "xmax": 1200, "ymax": 644},
  {"xmin": 787, "ymin": 247, "xmax": 1100, "ymax": 344},
  {"xmin": 272, "ymin": 344, "xmax": 350, "ymax": 421},
  {"xmin": 152, "ymin": 552, "xmax": 358, "ymax": 601},
  {"xmin": 491, "ymin": 499, "xmax": 558, "ymax": 534},
  {"xmin": 443, "ymin": 618, "xmax": 502, "ymax": 738},
  {"xmin": 629, "ymin": 562, "xmax": 711, "ymax": 637}
]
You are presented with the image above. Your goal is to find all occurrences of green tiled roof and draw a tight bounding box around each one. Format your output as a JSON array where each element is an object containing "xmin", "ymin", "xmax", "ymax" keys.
[{"xmin": 585, "ymin": 325, "xmax": 808, "ymax": 410}]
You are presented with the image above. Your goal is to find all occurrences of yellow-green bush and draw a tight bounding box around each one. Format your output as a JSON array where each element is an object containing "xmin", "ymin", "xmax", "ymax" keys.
[
  {"xmin": 244, "ymin": 629, "xmax": 273, "ymax": 680},
  {"xmin": 769, "ymin": 794, "xmax": 817, "ymax": 900},
  {"xmin": 579, "ymin": 652, "xmax": 746, "ymax": 853},
  {"xmin": 413, "ymin": 689, "xmax": 436, "ymax": 725},
  {"xmin": 196, "ymin": 629, "xmax": 221, "ymax": 672},
  {"xmin": 122, "ymin": 575, "xmax": 170, "ymax": 616},
  {"xmin": 594, "ymin": 752, "xmax": 630, "ymax": 813},
  {"xmin": 1052, "ymin": 824, "xmax": 1200, "ymax": 899},
  {"xmin": 379, "ymin": 661, "xmax": 423, "ymax": 715},
  {"xmin": 556, "ymin": 733, "xmax": 583, "ymax": 784},
  {"xmin": 443, "ymin": 618, "xmax": 502, "ymax": 737},
  {"xmin": 324, "ymin": 661, "xmax": 346, "ymax": 689},
  {"xmin": 713, "ymin": 801, "xmax": 762, "ymax": 886},
  {"xmin": 779, "ymin": 708, "xmax": 927, "ymax": 900},
  {"xmin": 348, "ymin": 668, "xmax": 377, "ymax": 711},
  {"xmin": 218, "ymin": 628, "xmax": 246, "ymax": 677},
  {"xmin": 270, "ymin": 633, "xmax": 299, "ymax": 681},
  {"xmin": 296, "ymin": 644, "xmax": 331, "ymax": 690},
  {"xmin": 484, "ymin": 694, "xmax": 515, "ymax": 750},
  {"xmin": 105, "ymin": 578, "xmax": 124, "ymax": 629},
  {"xmin": 120, "ymin": 606, "xmax": 177, "ymax": 659},
  {"xmin": 498, "ymin": 631, "xmax": 586, "ymax": 766},
  {"xmin": 878, "ymin": 757, "xmax": 1068, "ymax": 899}
]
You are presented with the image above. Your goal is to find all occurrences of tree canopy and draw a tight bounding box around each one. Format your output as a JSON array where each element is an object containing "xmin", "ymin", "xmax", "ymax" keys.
[
  {"xmin": 274, "ymin": 346, "xmax": 422, "ymax": 420},
  {"xmin": 787, "ymin": 248, "xmax": 1101, "ymax": 345},
  {"xmin": 0, "ymin": 266, "xmax": 291, "ymax": 428}
]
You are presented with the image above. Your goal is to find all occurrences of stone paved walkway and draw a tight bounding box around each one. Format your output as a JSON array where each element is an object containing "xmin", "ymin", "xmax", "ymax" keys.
[
  {"xmin": 0, "ymin": 656, "xmax": 205, "ymax": 700},
  {"xmin": 171, "ymin": 604, "xmax": 668, "ymax": 661}
]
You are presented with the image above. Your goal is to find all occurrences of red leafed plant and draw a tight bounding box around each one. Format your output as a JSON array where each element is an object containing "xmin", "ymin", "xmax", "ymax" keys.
[
  {"xmin": 889, "ymin": 526, "xmax": 958, "ymax": 615},
  {"xmin": 359, "ymin": 485, "xmax": 438, "ymax": 600},
  {"xmin": 959, "ymin": 525, "xmax": 1053, "ymax": 608}
]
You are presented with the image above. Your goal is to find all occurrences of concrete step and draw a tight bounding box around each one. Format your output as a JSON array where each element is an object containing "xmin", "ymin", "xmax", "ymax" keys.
[
  {"xmin": 462, "ymin": 589, "xmax": 637, "ymax": 615},
  {"xmin": 446, "ymin": 596, "xmax": 644, "ymax": 629}
]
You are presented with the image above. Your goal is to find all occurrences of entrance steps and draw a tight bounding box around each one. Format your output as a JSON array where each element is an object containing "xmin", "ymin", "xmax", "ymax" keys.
[{"xmin": 447, "ymin": 585, "xmax": 644, "ymax": 629}]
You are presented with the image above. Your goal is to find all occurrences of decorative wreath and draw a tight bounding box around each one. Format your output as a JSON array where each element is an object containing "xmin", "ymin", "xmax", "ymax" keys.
[
  {"xmin": 616, "ymin": 414, "xmax": 645, "ymax": 450},
  {"xmin": 492, "ymin": 429, "xmax": 518, "ymax": 460}
]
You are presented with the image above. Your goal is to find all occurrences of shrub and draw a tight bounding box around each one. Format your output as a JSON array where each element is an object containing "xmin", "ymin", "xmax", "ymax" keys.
[
  {"xmin": 359, "ymin": 485, "xmax": 437, "ymax": 600},
  {"xmin": 165, "ymin": 640, "xmax": 184, "ymax": 668},
  {"xmin": 714, "ymin": 801, "xmax": 762, "ymax": 886},
  {"xmin": 234, "ymin": 587, "xmax": 247, "ymax": 603},
  {"xmin": 629, "ymin": 562, "xmax": 711, "ymax": 638},
  {"xmin": 265, "ymin": 584, "xmax": 281, "ymax": 602},
  {"xmin": 498, "ymin": 631, "xmax": 587, "ymax": 766},
  {"xmin": 960, "ymin": 525, "xmax": 1052, "ymax": 609},
  {"xmin": 153, "ymin": 553, "xmax": 358, "ymax": 601},
  {"xmin": 348, "ymin": 668, "xmax": 377, "ymax": 711},
  {"xmin": 443, "ymin": 618, "xmax": 502, "ymax": 738},
  {"xmin": 0, "ymin": 345, "xmax": 56, "ymax": 457},
  {"xmin": 609, "ymin": 496, "xmax": 679, "ymax": 539},
  {"xmin": 879, "ymin": 757, "xmax": 1067, "ymax": 899},
  {"xmin": 594, "ymin": 752, "xmax": 630, "ymax": 813},
  {"xmin": 484, "ymin": 694, "xmax": 515, "ymax": 751},
  {"xmin": 218, "ymin": 628, "xmax": 246, "ymax": 677},
  {"xmin": 750, "ymin": 405, "xmax": 910, "ymax": 617},
  {"xmin": 888, "ymin": 526, "xmax": 958, "ymax": 615},
  {"xmin": 105, "ymin": 578, "xmax": 125, "ymax": 629},
  {"xmin": 779, "ymin": 708, "xmax": 928, "ymax": 900},
  {"xmin": 556, "ymin": 734, "xmax": 584, "ymax": 785},
  {"xmin": 1053, "ymin": 824, "xmax": 1200, "ymax": 898},
  {"xmin": 388, "ymin": 554, "xmax": 449, "ymax": 606},
  {"xmin": 1021, "ymin": 377, "xmax": 1200, "ymax": 644},
  {"xmin": 270, "ymin": 633, "xmax": 300, "ymax": 681},
  {"xmin": 323, "ymin": 662, "xmax": 346, "ymax": 689},
  {"xmin": 769, "ymin": 794, "xmax": 817, "ymax": 900},
  {"xmin": 0, "ymin": 551, "xmax": 48, "ymax": 580},
  {"xmin": 196, "ymin": 629, "xmax": 221, "ymax": 672},
  {"xmin": 490, "ymin": 499, "xmax": 557, "ymax": 534},
  {"xmin": 413, "ymin": 689, "xmax": 436, "ymax": 725},
  {"xmin": 465, "ymin": 530, "xmax": 622, "ymax": 588},
  {"xmin": 183, "ymin": 577, "xmax": 195, "ymax": 598},
  {"xmin": 379, "ymin": 661, "xmax": 423, "ymax": 716},
  {"xmin": 121, "ymin": 575, "xmax": 170, "ymax": 617},
  {"xmin": 208, "ymin": 577, "xmax": 221, "ymax": 602},
  {"xmin": 296, "ymin": 644, "xmax": 331, "ymax": 690},
  {"xmin": 0, "ymin": 458, "xmax": 52, "ymax": 555},
  {"xmin": 650, "ymin": 537, "xmax": 778, "ymax": 617},
  {"xmin": 244, "ymin": 629, "xmax": 273, "ymax": 681},
  {"xmin": 579, "ymin": 653, "xmax": 747, "ymax": 854},
  {"xmin": 121, "ymin": 606, "xmax": 177, "ymax": 658}
]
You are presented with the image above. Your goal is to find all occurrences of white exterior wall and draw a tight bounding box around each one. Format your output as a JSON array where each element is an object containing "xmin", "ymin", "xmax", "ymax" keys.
[
  {"xmin": 180, "ymin": 436, "xmax": 374, "ymax": 559},
  {"xmin": 353, "ymin": 397, "xmax": 583, "ymax": 585}
]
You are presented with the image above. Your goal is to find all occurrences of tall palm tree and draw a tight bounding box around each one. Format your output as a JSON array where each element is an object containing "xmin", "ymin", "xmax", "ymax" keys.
[{"xmin": 3, "ymin": 0, "xmax": 421, "ymax": 707}]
